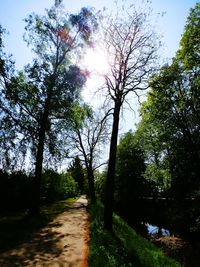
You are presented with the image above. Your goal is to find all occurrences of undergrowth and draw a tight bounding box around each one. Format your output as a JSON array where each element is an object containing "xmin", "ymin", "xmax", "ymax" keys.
[{"xmin": 88, "ymin": 201, "xmax": 181, "ymax": 267}]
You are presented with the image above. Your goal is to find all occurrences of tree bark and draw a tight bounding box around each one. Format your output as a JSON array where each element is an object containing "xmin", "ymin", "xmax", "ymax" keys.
[
  {"xmin": 28, "ymin": 97, "xmax": 50, "ymax": 216},
  {"xmin": 104, "ymin": 100, "xmax": 121, "ymax": 231},
  {"xmin": 87, "ymin": 165, "xmax": 96, "ymax": 204}
]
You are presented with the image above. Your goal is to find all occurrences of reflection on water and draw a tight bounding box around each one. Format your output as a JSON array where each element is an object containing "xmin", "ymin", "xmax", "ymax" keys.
[
  {"xmin": 144, "ymin": 223, "xmax": 171, "ymax": 239},
  {"xmin": 146, "ymin": 223, "xmax": 170, "ymax": 235}
]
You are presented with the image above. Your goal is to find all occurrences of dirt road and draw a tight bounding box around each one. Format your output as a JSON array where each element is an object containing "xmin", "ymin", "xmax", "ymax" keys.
[{"xmin": 0, "ymin": 195, "xmax": 89, "ymax": 267}]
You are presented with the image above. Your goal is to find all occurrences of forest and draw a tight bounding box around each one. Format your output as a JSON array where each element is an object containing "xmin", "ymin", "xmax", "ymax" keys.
[{"xmin": 0, "ymin": 0, "xmax": 200, "ymax": 266}]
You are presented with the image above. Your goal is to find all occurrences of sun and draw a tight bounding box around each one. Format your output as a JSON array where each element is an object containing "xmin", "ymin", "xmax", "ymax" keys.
[
  {"xmin": 80, "ymin": 47, "xmax": 110, "ymax": 104},
  {"xmin": 83, "ymin": 47, "xmax": 110, "ymax": 76}
]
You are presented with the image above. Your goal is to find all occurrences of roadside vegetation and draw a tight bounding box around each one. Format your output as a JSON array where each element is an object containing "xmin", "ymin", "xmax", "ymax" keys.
[{"xmin": 88, "ymin": 202, "xmax": 180, "ymax": 267}]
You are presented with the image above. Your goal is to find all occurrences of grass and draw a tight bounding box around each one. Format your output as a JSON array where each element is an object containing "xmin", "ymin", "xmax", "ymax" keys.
[
  {"xmin": 88, "ymin": 201, "xmax": 181, "ymax": 267},
  {"xmin": 0, "ymin": 197, "xmax": 78, "ymax": 252}
]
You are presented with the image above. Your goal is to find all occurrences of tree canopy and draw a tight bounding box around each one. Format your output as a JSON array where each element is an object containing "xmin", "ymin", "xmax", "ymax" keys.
[
  {"xmin": 137, "ymin": 2, "xmax": 200, "ymax": 198},
  {"xmin": 0, "ymin": 1, "xmax": 98, "ymax": 214}
]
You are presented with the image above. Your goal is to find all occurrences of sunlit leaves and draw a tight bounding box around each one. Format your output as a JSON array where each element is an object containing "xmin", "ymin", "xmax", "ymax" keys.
[
  {"xmin": 137, "ymin": 3, "xmax": 200, "ymax": 197},
  {"xmin": 177, "ymin": 3, "xmax": 200, "ymax": 70},
  {"xmin": 0, "ymin": 2, "xmax": 98, "ymax": 172},
  {"xmin": 69, "ymin": 7, "xmax": 98, "ymax": 44},
  {"xmin": 24, "ymin": 5, "xmax": 98, "ymax": 62}
]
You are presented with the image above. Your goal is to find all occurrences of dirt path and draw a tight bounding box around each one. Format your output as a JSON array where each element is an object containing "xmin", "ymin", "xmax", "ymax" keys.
[{"xmin": 0, "ymin": 195, "xmax": 89, "ymax": 267}]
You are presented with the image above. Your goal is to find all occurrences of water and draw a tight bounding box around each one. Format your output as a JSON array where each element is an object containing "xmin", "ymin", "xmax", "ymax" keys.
[{"xmin": 144, "ymin": 223, "xmax": 171, "ymax": 239}]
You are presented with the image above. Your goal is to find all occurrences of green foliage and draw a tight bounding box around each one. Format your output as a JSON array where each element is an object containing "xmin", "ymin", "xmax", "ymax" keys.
[
  {"xmin": 0, "ymin": 2, "xmax": 98, "ymax": 171},
  {"xmin": 41, "ymin": 169, "xmax": 78, "ymax": 202},
  {"xmin": 177, "ymin": 3, "xmax": 200, "ymax": 69},
  {"xmin": 0, "ymin": 25, "xmax": 7, "ymax": 75},
  {"xmin": 116, "ymin": 132, "xmax": 146, "ymax": 183},
  {"xmin": 94, "ymin": 170, "xmax": 106, "ymax": 199},
  {"xmin": 88, "ymin": 201, "xmax": 180, "ymax": 267},
  {"xmin": 0, "ymin": 169, "xmax": 78, "ymax": 211},
  {"xmin": 68, "ymin": 156, "xmax": 85, "ymax": 193},
  {"xmin": 137, "ymin": 2, "xmax": 200, "ymax": 198},
  {"xmin": 115, "ymin": 131, "xmax": 149, "ymax": 207},
  {"xmin": 144, "ymin": 163, "xmax": 171, "ymax": 190},
  {"xmin": 0, "ymin": 3, "xmax": 98, "ymax": 214},
  {"xmin": 61, "ymin": 172, "xmax": 79, "ymax": 198}
]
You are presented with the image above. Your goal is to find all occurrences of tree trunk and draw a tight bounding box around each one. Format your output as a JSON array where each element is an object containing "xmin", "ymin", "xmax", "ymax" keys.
[
  {"xmin": 28, "ymin": 99, "xmax": 50, "ymax": 216},
  {"xmin": 104, "ymin": 100, "xmax": 121, "ymax": 231},
  {"xmin": 87, "ymin": 165, "xmax": 96, "ymax": 204}
]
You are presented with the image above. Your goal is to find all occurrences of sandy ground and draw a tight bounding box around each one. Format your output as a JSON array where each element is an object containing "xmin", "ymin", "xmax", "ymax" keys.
[{"xmin": 0, "ymin": 195, "xmax": 89, "ymax": 267}]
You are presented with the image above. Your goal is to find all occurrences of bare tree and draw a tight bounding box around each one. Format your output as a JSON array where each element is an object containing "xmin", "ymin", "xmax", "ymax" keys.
[
  {"xmin": 102, "ymin": 2, "xmax": 160, "ymax": 230},
  {"xmin": 69, "ymin": 107, "xmax": 111, "ymax": 203}
]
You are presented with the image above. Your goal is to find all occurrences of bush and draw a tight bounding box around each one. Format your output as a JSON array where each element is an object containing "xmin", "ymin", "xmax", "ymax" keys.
[
  {"xmin": 0, "ymin": 169, "xmax": 31, "ymax": 211},
  {"xmin": 88, "ymin": 201, "xmax": 181, "ymax": 267},
  {"xmin": 60, "ymin": 172, "xmax": 79, "ymax": 198},
  {"xmin": 41, "ymin": 170, "xmax": 79, "ymax": 202},
  {"xmin": 94, "ymin": 171, "xmax": 106, "ymax": 201}
]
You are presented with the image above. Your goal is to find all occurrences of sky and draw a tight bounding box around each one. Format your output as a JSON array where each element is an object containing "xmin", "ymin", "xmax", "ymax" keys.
[
  {"xmin": 0, "ymin": 0, "xmax": 198, "ymax": 68},
  {"xmin": 0, "ymin": 0, "xmax": 198, "ymax": 134}
]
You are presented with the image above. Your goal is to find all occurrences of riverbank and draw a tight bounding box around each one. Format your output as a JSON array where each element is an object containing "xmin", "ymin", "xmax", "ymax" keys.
[{"xmin": 88, "ymin": 201, "xmax": 180, "ymax": 267}]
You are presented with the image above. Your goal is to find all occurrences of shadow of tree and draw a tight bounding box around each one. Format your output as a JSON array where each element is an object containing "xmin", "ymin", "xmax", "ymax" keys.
[
  {"xmin": 0, "ymin": 224, "xmax": 64, "ymax": 266},
  {"xmin": 0, "ymin": 196, "xmax": 88, "ymax": 267}
]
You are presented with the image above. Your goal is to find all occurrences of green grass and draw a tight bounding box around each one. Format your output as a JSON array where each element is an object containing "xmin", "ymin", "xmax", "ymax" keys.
[
  {"xmin": 0, "ymin": 197, "xmax": 78, "ymax": 252},
  {"xmin": 88, "ymin": 201, "xmax": 181, "ymax": 267}
]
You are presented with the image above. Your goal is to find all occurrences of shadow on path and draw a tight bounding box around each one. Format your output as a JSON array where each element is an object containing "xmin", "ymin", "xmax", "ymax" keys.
[{"xmin": 0, "ymin": 195, "xmax": 88, "ymax": 267}]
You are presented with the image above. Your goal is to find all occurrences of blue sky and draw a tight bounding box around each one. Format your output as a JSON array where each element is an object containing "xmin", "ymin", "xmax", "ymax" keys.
[
  {"xmin": 0, "ymin": 0, "xmax": 198, "ymax": 69},
  {"xmin": 0, "ymin": 0, "xmax": 198, "ymax": 147}
]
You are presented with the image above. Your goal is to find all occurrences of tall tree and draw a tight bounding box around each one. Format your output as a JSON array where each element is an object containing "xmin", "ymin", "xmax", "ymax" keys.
[
  {"xmin": 0, "ymin": 2, "xmax": 98, "ymax": 214},
  {"xmin": 0, "ymin": 26, "xmax": 19, "ymax": 171},
  {"xmin": 137, "ymin": 3, "xmax": 200, "ymax": 198},
  {"xmin": 102, "ymin": 2, "xmax": 159, "ymax": 230}
]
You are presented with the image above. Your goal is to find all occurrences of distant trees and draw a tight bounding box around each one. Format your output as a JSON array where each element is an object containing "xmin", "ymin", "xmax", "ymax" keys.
[
  {"xmin": 0, "ymin": 2, "xmax": 98, "ymax": 214},
  {"xmin": 0, "ymin": 168, "xmax": 79, "ymax": 211},
  {"xmin": 69, "ymin": 107, "xmax": 110, "ymax": 203},
  {"xmin": 68, "ymin": 156, "xmax": 85, "ymax": 193},
  {"xmin": 41, "ymin": 169, "xmax": 78, "ymax": 202},
  {"xmin": 102, "ymin": 2, "xmax": 159, "ymax": 230}
]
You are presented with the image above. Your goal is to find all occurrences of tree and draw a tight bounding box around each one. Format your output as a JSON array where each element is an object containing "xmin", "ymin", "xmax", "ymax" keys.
[
  {"xmin": 138, "ymin": 62, "xmax": 200, "ymax": 198},
  {"xmin": 41, "ymin": 169, "xmax": 78, "ymax": 202},
  {"xmin": 177, "ymin": 3, "xmax": 200, "ymax": 70},
  {"xmin": 0, "ymin": 26, "xmax": 18, "ymax": 171},
  {"xmin": 69, "ymin": 106, "xmax": 110, "ymax": 203},
  {"xmin": 0, "ymin": 2, "xmax": 98, "ymax": 214},
  {"xmin": 137, "ymin": 3, "xmax": 200, "ymax": 199},
  {"xmin": 115, "ymin": 131, "xmax": 147, "ymax": 210},
  {"xmin": 102, "ymin": 2, "xmax": 159, "ymax": 230},
  {"xmin": 136, "ymin": 90, "xmax": 172, "ymax": 192},
  {"xmin": 68, "ymin": 156, "xmax": 85, "ymax": 193}
]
